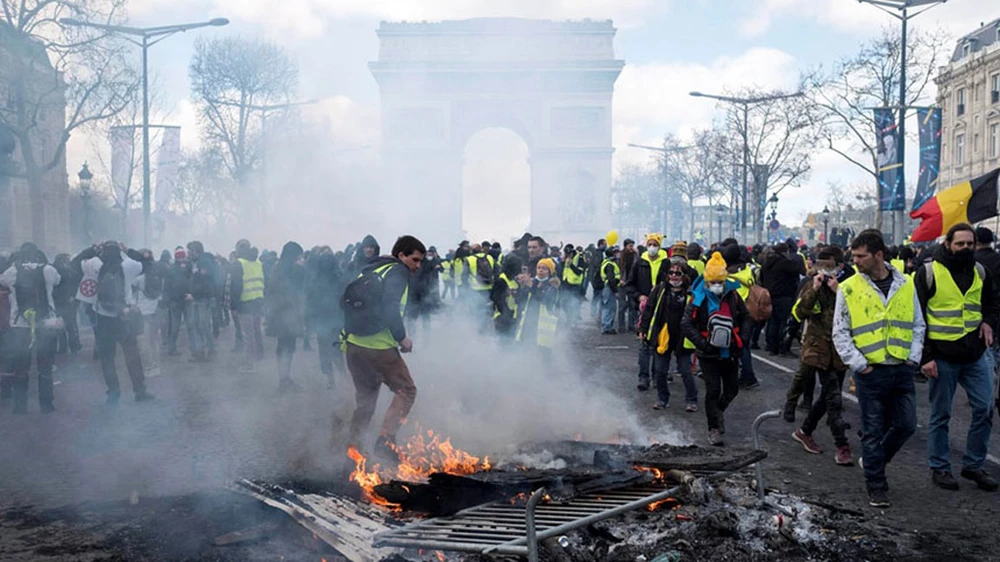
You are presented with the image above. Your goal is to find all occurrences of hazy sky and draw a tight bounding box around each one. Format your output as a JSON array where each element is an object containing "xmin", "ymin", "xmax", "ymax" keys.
[{"xmin": 65, "ymin": 0, "xmax": 990, "ymax": 242}]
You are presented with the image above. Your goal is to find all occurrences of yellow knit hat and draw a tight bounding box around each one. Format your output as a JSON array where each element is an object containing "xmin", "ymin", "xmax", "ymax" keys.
[
  {"xmin": 646, "ymin": 233, "xmax": 664, "ymax": 247},
  {"xmin": 703, "ymin": 252, "xmax": 728, "ymax": 282},
  {"xmin": 536, "ymin": 258, "xmax": 557, "ymax": 277}
]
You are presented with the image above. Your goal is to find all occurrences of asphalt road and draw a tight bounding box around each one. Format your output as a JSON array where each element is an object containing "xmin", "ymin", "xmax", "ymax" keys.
[{"xmin": 0, "ymin": 305, "xmax": 998, "ymax": 561}]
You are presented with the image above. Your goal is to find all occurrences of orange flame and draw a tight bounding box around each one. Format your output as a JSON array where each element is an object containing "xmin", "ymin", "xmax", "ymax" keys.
[
  {"xmin": 647, "ymin": 497, "xmax": 680, "ymax": 512},
  {"xmin": 633, "ymin": 465, "xmax": 667, "ymax": 482},
  {"xmin": 346, "ymin": 427, "xmax": 492, "ymax": 510},
  {"xmin": 435, "ymin": 552, "xmax": 446, "ymax": 562}
]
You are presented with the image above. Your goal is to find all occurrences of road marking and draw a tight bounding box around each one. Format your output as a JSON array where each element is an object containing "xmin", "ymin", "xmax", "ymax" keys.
[
  {"xmin": 597, "ymin": 345, "xmax": 631, "ymax": 350},
  {"xmin": 753, "ymin": 353, "xmax": 1000, "ymax": 468}
]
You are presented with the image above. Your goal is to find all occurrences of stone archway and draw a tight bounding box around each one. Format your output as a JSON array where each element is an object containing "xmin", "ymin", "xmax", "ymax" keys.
[{"xmin": 371, "ymin": 17, "xmax": 624, "ymax": 245}]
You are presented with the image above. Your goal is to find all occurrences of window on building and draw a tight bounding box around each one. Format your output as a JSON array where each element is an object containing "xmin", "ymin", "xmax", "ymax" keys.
[
  {"xmin": 992, "ymin": 73, "xmax": 1000, "ymax": 104},
  {"xmin": 975, "ymin": 133, "xmax": 980, "ymax": 153},
  {"xmin": 956, "ymin": 133, "xmax": 966, "ymax": 166},
  {"xmin": 962, "ymin": 43, "xmax": 971, "ymax": 58},
  {"xmin": 991, "ymin": 124, "xmax": 1000, "ymax": 159},
  {"xmin": 957, "ymin": 87, "xmax": 966, "ymax": 116}
]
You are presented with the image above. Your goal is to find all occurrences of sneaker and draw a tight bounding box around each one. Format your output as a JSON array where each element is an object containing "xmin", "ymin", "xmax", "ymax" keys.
[
  {"xmin": 960, "ymin": 468, "xmax": 999, "ymax": 491},
  {"xmin": 708, "ymin": 429, "xmax": 724, "ymax": 447},
  {"xmin": 685, "ymin": 403, "xmax": 698, "ymax": 413},
  {"xmin": 652, "ymin": 401, "xmax": 668, "ymax": 410},
  {"xmin": 835, "ymin": 445, "xmax": 853, "ymax": 466},
  {"xmin": 373, "ymin": 436, "xmax": 403, "ymax": 465},
  {"xmin": 783, "ymin": 401, "xmax": 796, "ymax": 423},
  {"xmin": 792, "ymin": 429, "xmax": 823, "ymax": 454},
  {"xmin": 868, "ymin": 489, "xmax": 890, "ymax": 508},
  {"xmin": 740, "ymin": 380, "xmax": 761, "ymax": 390},
  {"xmin": 637, "ymin": 382, "xmax": 650, "ymax": 391},
  {"xmin": 931, "ymin": 470, "xmax": 960, "ymax": 490}
]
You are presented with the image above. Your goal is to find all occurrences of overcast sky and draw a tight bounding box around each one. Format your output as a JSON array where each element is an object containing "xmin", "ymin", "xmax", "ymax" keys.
[{"xmin": 65, "ymin": 0, "xmax": 990, "ymax": 242}]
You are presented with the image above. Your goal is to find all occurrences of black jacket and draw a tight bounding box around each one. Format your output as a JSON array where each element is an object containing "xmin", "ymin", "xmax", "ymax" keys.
[
  {"xmin": 760, "ymin": 251, "xmax": 805, "ymax": 299},
  {"xmin": 975, "ymin": 248, "xmax": 1000, "ymax": 280},
  {"xmin": 915, "ymin": 247, "xmax": 1000, "ymax": 365},
  {"xmin": 360, "ymin": 257, "xmax": 410, "ymax": 344},
  {"xmin": 638, "ymin": 282, "xmax": 689, "ymax": 352},
  {"xmin": 680, "ymin": 285, "xmax": 752, "ymax": 360},
  {"xmin": 624, "ymin": 253, "xmax": 669, "ymax": 301}
]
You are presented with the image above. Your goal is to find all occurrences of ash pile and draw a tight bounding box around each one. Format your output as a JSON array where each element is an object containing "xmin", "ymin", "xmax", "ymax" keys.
[{"xmin": 234, "ymin": 439, "xmax": 912, "ymax": 562}]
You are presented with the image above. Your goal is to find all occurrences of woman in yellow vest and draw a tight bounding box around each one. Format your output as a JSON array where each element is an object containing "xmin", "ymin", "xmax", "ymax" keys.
[{"xmin": 516, "ymin": 258, "xmax": 560, "ymax": 357}]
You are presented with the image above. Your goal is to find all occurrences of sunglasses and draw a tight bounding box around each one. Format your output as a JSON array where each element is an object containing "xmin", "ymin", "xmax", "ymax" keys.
[{"xmin": 668, "ymin": 271, "xmax": 683, "ymax": 276}]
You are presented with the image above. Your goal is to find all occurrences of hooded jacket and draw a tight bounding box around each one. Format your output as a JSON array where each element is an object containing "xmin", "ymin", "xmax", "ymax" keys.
[
  {"xmin": 680, "ymin": 277, "xmax": 752, "ymax": 359},
  {"xmin": 760, "ymin": 248, "xmax": 806, "ymax": 299},
  {"xmin": 624, "ymin": 250, "xmax": 668, "ymax": 301},
  {"xmin": 915, "ymin": 245, "xmax": 1000, "ymax": 365},
  {"xmin": 638, "ymin": 279, "xmax": 690, "ymax": 352}
]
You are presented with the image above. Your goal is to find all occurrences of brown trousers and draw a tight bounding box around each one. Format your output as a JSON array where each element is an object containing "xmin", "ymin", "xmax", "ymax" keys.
[{"xmin": 346, "ymin": 343, "xmax": 417, "ymax": 443}]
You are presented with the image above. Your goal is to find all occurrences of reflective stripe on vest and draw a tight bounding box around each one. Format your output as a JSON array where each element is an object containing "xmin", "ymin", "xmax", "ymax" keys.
[
  {"xmin": 237, "ymin": 258, "xmax": 264, "ymax": 302},
  {"xmin": 926, "ymin": 260, "xmax": 983, "ymax": 341},
  {"xmin": 494, "ymin": 273, "xmax": 519, "ymax": 320},
  {"xmin": 840, "ymin": 273, "xmax": 915, "ymax": 364},
  {"xmin": 466, "ymin": 254, "xmax": 494, "ymax": 291},
  {"xmin": 600, "ymin": 259, "xmax": 620, "ymax": 285},
  {"xmin": 515, "ymin": 292, "xmax": 559, "ymax": 347},
  {"xmin": 441, "ymin": 260, "xmax": 452, "ymax": 282}
]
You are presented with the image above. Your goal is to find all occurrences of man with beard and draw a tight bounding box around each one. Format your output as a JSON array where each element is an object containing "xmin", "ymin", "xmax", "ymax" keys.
[
  {"xmin": 915, "ymin": 223, "xmax": 999, "ymax": 492},
  {"xmin": 833, "ymin": 229, "xmax": 922, "ymax": 507}
]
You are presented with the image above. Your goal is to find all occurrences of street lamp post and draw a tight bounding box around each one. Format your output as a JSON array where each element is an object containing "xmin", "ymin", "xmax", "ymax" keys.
[
  {"xmin": 715, "ymin": 204, "xmax": 726, "ymax": 243},
  {"xmin": 78, "ymin": 162, "xmax": 94, "ymax": 243},
  {"xmin": 822, "ymin": 205, "xmax": 830, "ymax": 244},
  {"xmin": 857, "ymin": 0, "xmax": 947, "ymax": 244},
  {"xmin": 60, "ymin": 17, "xmax": 229, "ymax": 247},
  {"xmin": 628, "ymin": 143, "xmax": 691, "ymax": 237},
  {"xmin": 689, "ymin": 90, "xmax": 803, "ymax": 243}
]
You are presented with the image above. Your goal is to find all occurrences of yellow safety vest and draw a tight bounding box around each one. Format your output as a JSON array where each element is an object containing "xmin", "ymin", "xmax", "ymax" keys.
[
  {"xmin": 238, "ymin": 258, "xmax": 264, "ymax": 302},
  {"xmin": 562, "ymin": 254, "xmax": 585, "ymax": 286},
  {"xmin": 689, "ymin": 260, "xmax": 705, "ymax": 276},
  {"xmin": 890, "ymin": 258, "xmax": 905, "ymax": 273},
  {"xmin": 466, "ymin": 253, "xmax": 495, "ymax": 291},
  {"xmin": 516, "ymin": 291, "xmax": 559, "ymax": 348},
  {"xmin": 641, "ymin": 252, "xmax": 667, "ymax": 286},
  {"xmin": 494, "ymin": 273, "xmax": 520, "ymax": 320},
  {"xmin": 840, "ymin": 273, "xmax": 915, "ymax": 364},
  {"xmin": 600, "ymin": 259, "xmax": 620, "ymax": 285},
  {"xmin": 729, "ymin": 266, "xmax": 755, "ymax": 301},
  {"xmin": 346, "ymin": 263, "xmax": 408, "ymax": 350},
  {"xmin": 454, "ymin": 258, "xmax": 466, "ymax": 287},
  {"xmin": 441, "ymin": 260, "xmax": 452, "ymax": 282},
  {"xmin": 925, "ymin": 261, "xmax": 983, "ymax": 341}
]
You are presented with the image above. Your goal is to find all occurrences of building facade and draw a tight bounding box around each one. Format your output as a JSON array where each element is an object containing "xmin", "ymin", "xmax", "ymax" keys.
[
  {"xmin": 0, "ymin": 23, "xmax": 70, "ymax": 253},
  {"xmin": 936, "ymin": 18, "xmax": 1000, "ymax": 191}
]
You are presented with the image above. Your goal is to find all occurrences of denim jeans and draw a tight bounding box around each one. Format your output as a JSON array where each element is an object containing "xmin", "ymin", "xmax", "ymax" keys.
[
  {"xmin": 185, "ymin": 299, "xmax": 215, "ymax": 355},
  {"xmin": 638, "ymin": 340, "xmax": 659, "ymax": 384},
  {"xmin": 766, "ymin": 296, "xmax": 794, "ymax": 353},
  {"xmin": 656, "ymin": 348, "xmax": 696, "ymax": 406},
  {"xmin": 739, "ymin": 341, "xmax": 757, "ymax": 385},
  {"xmin": 855, "ymin": 363, "xmax": 917, "ymax": 492},
  {"xmin": 601, "ymin": 287, "xmax": 617, "ymax": 332},
  {"xmin": 618, "ymin": 292, "xmax": 636, "ymax": 333},
  {"xmin": 927, "ymin": 354, "xmax": 995, "ymax": 472}
]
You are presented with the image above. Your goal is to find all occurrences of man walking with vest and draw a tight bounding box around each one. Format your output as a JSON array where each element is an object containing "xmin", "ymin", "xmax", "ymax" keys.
[
  {"xmin": 600, "ymin": 247, "xmax": 620, "ymax": 335},
  {"xmin": 560, "ymin": 244, "xmax": 585, "ymax": 327},
  {"xmin": 915, "ymin": 223, "xmax": 999, "ymax": 492},
  {"xmin": 344, "ymin": 235, "xmax": 425, "ymax": 463},
  {"xmin": 833, "ymin": 229, "xmax": 923, "ymax": 508},
  {"xmin": 230, "ymin": 239, "xmax": 265, "ymax": 373}
]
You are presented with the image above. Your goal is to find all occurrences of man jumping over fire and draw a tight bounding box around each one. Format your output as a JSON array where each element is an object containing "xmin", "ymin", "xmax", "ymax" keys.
[{"xmin": 342, "ymin": 235, "xmax": 427, "ymax": 463}]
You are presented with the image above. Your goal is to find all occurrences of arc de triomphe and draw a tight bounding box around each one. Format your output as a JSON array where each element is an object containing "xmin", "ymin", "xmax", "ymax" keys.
[{"xmin": 370, "ymin": 18, "xmax": 624, "ymax": 244}]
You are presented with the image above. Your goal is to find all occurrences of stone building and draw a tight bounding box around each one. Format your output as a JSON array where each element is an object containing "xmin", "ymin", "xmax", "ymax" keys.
[
  {"xmin": 0, "ymin": 22, "xmax": 70, "ymax": 253},
  {"xmin": 936, "ymin": 18, "xmax": 1000, "ymax": 190}
]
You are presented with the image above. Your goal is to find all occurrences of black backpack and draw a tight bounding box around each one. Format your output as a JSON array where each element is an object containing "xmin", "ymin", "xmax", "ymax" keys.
[
  {"xmin": 143, "ymin": 262, "xmax": 165, "ymax": 300},
  {"xmin": 97, "ymin": 267, "xmax": 127, "ymax": 316},
  {"xmin": 341, "ymin": 264, "xmax": 393, "ymax": 336},
  {"xmin": 13, "ymin": 264, "xmax": 49, "ymax": 320},
  {"xmin": 476, "ymin": 255, "xmax": 494, "ymax": 286}
]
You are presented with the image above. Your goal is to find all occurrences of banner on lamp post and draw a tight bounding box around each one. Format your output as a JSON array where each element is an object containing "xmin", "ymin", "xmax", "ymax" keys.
[
  {"xmin": 874, "ymin": 108, "xmax": 905, "ymax": 212},
  {"xmin": 912, "ymin": 107, "xmax": 941, "ymax": 215},
  {"xmin": 109, "ymin": 126, "xmax": 136, "ymax": 208},
  {"xmin": 154, "ymin": 126, "xmax": 181, "ymax": 214}
]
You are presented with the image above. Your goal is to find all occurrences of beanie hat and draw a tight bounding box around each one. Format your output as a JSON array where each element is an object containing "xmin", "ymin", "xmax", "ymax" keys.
[
  {"xmin": 670, "ymin": 241, "xmax": 687, "ymax": 259},
  {"xmin": 536, "ymin": 258, "xmax": 557, "ymax": 276},
  {"xmin": 703, "ymin": 252, "xmax": 728, "ymax": 282},
  {"xmin": 646, "ymin": 233, "xmax": 664, "ymax": 247},
  {"xmin": 174, "ymin": 249, "xmax": 187, "ymax": 260},
  {"xmin": 605, "ymin": 247, "xmax": 618, "ymax": 259},
  {"xmin": 721, "ymin": 244, "xmax": 741, "ymax": 266}
]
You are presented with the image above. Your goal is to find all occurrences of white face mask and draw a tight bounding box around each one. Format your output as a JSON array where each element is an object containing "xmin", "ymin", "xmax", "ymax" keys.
[
  {"xmin": 536, "ymin": 274, "xmax": 549, "ymax": 282},
  {"xmin": 647, "ymin": 245, "xmax": 660, "ymax": 257},
  {"xmin": 708, "ymin": 283, "xmax": 725, "ymax": 296},
  {"xmin": 669, "ymin": 279, "xmax": 683, "ymax": 287}
]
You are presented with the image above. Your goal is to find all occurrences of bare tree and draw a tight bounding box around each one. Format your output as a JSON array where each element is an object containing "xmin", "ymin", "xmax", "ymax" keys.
[
  {"xmin": 171, "ymin": 146, "xmax": 235, "ymax": 229},
  {"xmin": 724, "ymin": 89, "xmax": 817, "ymax": 242},
  {"xmin": 188, "ymin": 35, "xmax": 298, "ymax": 189},
  {"xmin": 804, "ymin": 26, "xmax": 948, "ymax": 229},
  {"xmin": 667, "ymin": 129, "xmax": 733, "ymax": 239},
  {"xmin": 0, "ymin": 0, "xmax": 137, "ymax": 246},
  {"xmin": 612, "ymin": 162, "xmax": 659, "ymax": 236}
]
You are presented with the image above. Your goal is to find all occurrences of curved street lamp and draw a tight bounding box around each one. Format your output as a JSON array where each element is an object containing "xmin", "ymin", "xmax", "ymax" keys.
[{"xmin": 78, "ymin": 162, "xmax": 94, "ymax": 242}]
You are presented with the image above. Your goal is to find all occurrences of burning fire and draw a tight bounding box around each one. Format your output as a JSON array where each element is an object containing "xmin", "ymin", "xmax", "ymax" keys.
[
  {"xmin": 347, "ymin": 428, "xmax": 491, "ymax": 509},
  {"xmin": 633, "ymin": 465, "xmax": 667, "ymax": 482},
  {"xmin": 647, "ymin": 497, "xmax": 680, "ymax": 512}
]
